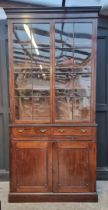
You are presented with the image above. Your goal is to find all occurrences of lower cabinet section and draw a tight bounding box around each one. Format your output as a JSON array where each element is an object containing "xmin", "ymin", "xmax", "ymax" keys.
[{"xmin": 10, "ymin": 141, "xmax": 96, "ymax": 195}]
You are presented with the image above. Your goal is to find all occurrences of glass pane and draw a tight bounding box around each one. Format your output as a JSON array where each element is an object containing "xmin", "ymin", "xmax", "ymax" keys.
[
  {"xmin": 15, "ymin": 89, "xmax": 32, "ymax": 97},
  {"xmin": 33, "ymin": 90, "xmax": 50, "ymax": 120},
  {"xmin": 74, "ymin": 48, "xmax": 92, "ymax": 66},
  {"xmin": 33, "ymin": 72, "xmax": 50, "ymax": 90},
  {"xmin": 13, "ymin": 24, "xmax": 32, "ymax": 48},
  {"xmin": 55, "ymin": 73, "xmax": 91, "ymax": 121},
  {"xmin": 14, "ymin": 73, "xmax": 33, "ymax": 90},
  {"xmin": 55, "ymin": 72, "xmax": 90, "ymax": 94},
  {"xmin": 13, "ymin": 48, "xmax": 32, "ymax": 72},
  {"xmin": 74, "ymin": 23, "xmax": 92, "ymax": 47},
  {"xmin": 15, "ymin": 97, "xmax": 32, "ymax": 120},
  {"xmin": 55, "ymin": 49, "xmax": 92, "ymax": 71},
  {"xmin": 32, "ymin": 24, "xmax": 50, "ymax": 48},
  {"xmin": 33, "ymin": 96, "xmax": 50, "ymax": 120},
  {"xmin": 55, "ymin": 23, "xmax": 74, "ymax": 48},
  {"xmin": 55, "ymin": 91, "xmax": 73, "ymax": 120},
  {"xmin": 73, "ymin": 97, "xmax": 90, "ymax": 121},
  {"xmin": 55, "ymin": 48, "xmax": 74, "ymax": 68},
  {"xmin": 32, "ymin": 48, "xmax": 50, "ymax": 69}
]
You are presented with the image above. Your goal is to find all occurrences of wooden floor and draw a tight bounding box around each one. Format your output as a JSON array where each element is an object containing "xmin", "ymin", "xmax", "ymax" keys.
[{"xmin": 0, "ymin": 181, "xmax": 108, "ymax": 209}]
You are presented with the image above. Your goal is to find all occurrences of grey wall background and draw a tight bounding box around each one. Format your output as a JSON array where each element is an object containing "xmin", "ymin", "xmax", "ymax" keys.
[
  {"xmin": 0, "ymin": 20, "xmax": 9, "ymax": 180},
  {"xmin": 96, "ymin": 17, "xmax": 108, "ymax": 179},
  {"xmin": 0, "ymin": 17, "xmax": 108, "ymax": 180}
]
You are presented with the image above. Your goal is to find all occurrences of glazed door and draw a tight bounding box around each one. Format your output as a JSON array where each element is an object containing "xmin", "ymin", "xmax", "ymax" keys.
[
  {"xmin": 53, "ymin": 141, "xmax": 96, "ymax": 193},
  {"xmin": 11, "ymin": 141, "xmax": 52, "ymax": 192},
  {"xmin": 54, "ymin": 22, "xmax": 95, "ymax": 123},
  {"xmin": 12, "ymin": 23, "xmax": 51, "ymax": 123}
]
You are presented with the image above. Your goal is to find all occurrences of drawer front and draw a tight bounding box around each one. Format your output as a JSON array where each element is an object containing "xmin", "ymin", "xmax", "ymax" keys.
[
  {"xmin": 52, "ymin": 127, "xmax": 95, "ymax": 136},
  {"xmin": 11, "ymin": 126, "xmax": 96, "ymax": 139},
  {"xmin": 36, "ymin": 127, "xmax": 51, "ymax": 135},
  {"xmin": 52, "ymin": 127, "xmax": 72, "ymax": 136},
  {"xmin": 72, "ymin": 127, "xmax": 93, "ymax": 136},
  {"xmin": 11, "ymin": 127, "xmax": 51, "ymax": 137}
]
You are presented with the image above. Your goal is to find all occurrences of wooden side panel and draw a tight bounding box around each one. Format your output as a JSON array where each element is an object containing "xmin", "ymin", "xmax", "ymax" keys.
[
  {"xmin": 53, "ymin": 141, "xmax": 96, "ymax": 193},
  {"xmin": 10, "ymin": 141, "xmax": 52, "ymax": 193}
]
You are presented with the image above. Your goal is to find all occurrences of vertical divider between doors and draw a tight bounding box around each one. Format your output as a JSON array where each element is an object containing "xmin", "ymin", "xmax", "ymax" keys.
[
  {"xmin": 50, "ymin": 21, "xmax": 55, "ymax": 191},
  {"xmin": 50, "ymin": 21, "xmax": 55, "ymax": 123}
]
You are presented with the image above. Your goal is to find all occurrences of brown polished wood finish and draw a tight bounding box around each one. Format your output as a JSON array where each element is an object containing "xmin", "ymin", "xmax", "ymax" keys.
[{"xmin": 7, "ymin": 8, "xmax": 98, "ymax": 202}]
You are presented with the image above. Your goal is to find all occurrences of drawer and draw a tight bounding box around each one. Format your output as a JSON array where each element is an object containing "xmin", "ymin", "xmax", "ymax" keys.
[
  {"xmin": 11, "ymin": 127, "xmax": 51, "ymax": 137},
  {"xmin": 72, "ymin": 127, "xmax": 93, "ymax": 136},
  {"xmin": 52, "ymin": 127, "xmax": 95, "ymax": 136},
  {"xmin": 11, "ymin": 126, "xmax": 96, "ymax": 139},
  {"xmin": 52, "ymin": 127, "xmax": 72, "ymax": 135},
  {"xmin": 36, "ymin": 127, "xmax": 51, "ymax": 135}
]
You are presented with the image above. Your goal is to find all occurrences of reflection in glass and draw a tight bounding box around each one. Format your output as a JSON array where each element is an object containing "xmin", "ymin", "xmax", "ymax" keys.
[
  {"xmin": 32, "ymin": 24, "xmax": 50, "ymax": 48},
  {"xmin": 15, "ymin": 94, "xmax": 50, "ymax": 121},
  {"xmin": 13, "ymin": 23, "xmax": 51, "ymax": 121},
  {"xmin": 32, "ymin": 48, "xmax": 50, "ymax": 69},
  {"xmin": 15, "ymin": 89, "xmax": 32, "ymax": 97},
  {"xmin": 33, "ymin": 96, "xmax": 50, "ymax": 120},
  {"xmin": 55, "ymin": 48, "xmax": 91, "ymax": 69},
  {"xmin": 55, "ymin": 73, "xmax": 90, "ymax": 95},
  {"xmin": 32, "ymin": 72, "xmax": 50, "ymax": 91},
  {"xmin": 55, "ymin": 73, "xmax": 91, "ymax": 121},
  {"xmin": 56, "ymin": 48, "xmax": 74, "ymax": 68},
  {"xmin": 13, "ymin": 48, "xmax": 32, "ymax": 72},
  {"xmin": 14, "ymin": 73, "xmax": 50, "ymax": 120},
  {"xmin": 13, "ymin": 24, "xmax": 32, "ymax": 48},
  {"xmin": 55, "ymin": 95, "xmax": 90, "ymax": 121},
  {"xmin": 74, "ymin": 23, "xmax": 92, "ymax": 47},
  {"xmin": 74, "ymin": 48, "xmax": 92, "ymax": 66},
  {"xmin": 15, "ymin": 97, "xmax": 32, "ymax": 120},
  {"xmin": 14, "ymin": 73, "xmax": 32, "ymax": 90},
  {"xmin": 55, "ymin": 97, "xmax": 72, "ymax": 120},
  {"xmin": 13, "ymin": 21, "xmax": 93, "ymax": 122},
  {"xmin": 73, "ymin": 97, "xmax": 90, "ymax": 120},
  {"xmin": 33, "ymin": 91, "xmax": 50, "ymax": 120},
  {"xmin": 55, "ymin": 23, "xmax": 74, "ymax": 48}
]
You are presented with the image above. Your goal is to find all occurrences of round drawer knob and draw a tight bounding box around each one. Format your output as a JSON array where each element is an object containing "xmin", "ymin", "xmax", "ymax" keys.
[
  {"xmin": 40, "ymin": 129, "xmax": 47, "ymax": 133},
  {"xmin": 81, "ymin": 129, "xmax": 87, "ymax": 133}
]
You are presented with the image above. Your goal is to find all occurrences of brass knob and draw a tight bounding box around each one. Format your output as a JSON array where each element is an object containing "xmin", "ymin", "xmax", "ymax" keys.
[
  {"xmin": 81, "ymin": 129, "xmax": 87, "ymax": 133},
  {"xmin": 18, "ymin": 129, "xmax": 24, "ymax": 133},
  {"xmin": 59, "ymin": 129, "xmax": 65, "ymax": 133},
  {"xmin": 40, "ymin": 129, "xmax": 46, "ymax": 133}
]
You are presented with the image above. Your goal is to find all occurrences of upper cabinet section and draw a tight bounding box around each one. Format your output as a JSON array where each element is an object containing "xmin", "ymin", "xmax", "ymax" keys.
[{"xmin": 9, "ymin": 16, "xmax": 97, "ymax": 124}]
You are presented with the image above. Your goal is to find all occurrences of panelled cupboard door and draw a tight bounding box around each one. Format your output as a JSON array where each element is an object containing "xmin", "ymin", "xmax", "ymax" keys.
[
  {"xmin": 53, "ymin": 141, "xmax": 96, "ymax": 193},
  {"xmin": 11, "ymin": 141, "xmax": 52, "ymax": 193}
]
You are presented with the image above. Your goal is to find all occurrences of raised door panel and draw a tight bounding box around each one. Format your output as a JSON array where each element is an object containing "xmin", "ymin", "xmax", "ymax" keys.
[
  {"xmin": 11, "ymin": 141, "xmax": 52, "ymax": 192},
  {"xmin": 53, "ymin": 141, "xmax": 96, "ymax": 193}
]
